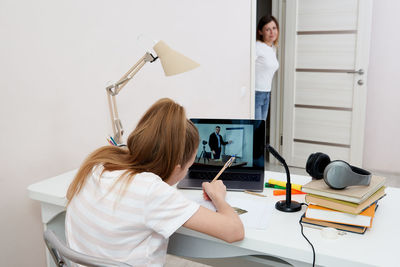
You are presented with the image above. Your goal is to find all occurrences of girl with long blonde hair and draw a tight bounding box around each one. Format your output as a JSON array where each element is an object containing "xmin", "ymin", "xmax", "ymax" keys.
[{"xmin": 65, "ymin": 98, "xmax": 244, "ymax": 266}]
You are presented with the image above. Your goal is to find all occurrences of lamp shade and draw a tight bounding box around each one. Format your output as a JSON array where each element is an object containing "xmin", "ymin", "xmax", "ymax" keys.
[{"xmin": 153, "ymin": 40, "xmax": 200, "ymax": 76}]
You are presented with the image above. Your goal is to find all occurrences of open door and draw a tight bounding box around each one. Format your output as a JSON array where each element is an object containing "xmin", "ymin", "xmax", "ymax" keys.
[{"xmin": 282, "ymin": 0, "xmax": 373, "ymax": 167}]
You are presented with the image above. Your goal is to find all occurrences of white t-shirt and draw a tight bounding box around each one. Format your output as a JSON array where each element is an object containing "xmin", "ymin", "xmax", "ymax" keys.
[
  {"xmin": 255, "ymin": 41, "xmax": 279, "ymax": 92},
  {"xmin": 65, "ymin": 166, "xmax": 199, "ymax": 267}
]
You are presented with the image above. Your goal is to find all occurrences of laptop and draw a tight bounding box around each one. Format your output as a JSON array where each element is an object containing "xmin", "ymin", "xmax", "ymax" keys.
[{"xmin": 177, "ymin": 118, "xmax": 265, "ymax": 192}]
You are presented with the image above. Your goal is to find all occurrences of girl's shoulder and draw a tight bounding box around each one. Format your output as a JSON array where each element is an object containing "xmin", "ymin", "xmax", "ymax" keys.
[
  {"xmin": 134, "ymin": 172, "xmax": 162, "ymax": 182},
  {"xmin": 91, "ymin": 165, "xmax": 125, "ymax": 180},
  {"xmin": 131, "ymin": 172, "xmax": 169, "ymax": 192}
]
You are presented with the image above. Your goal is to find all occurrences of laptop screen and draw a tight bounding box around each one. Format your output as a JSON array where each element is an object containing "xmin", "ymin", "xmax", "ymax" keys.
[{"xmin": 190, "ymin": 118, "xmax": 265, "ymax": 171}]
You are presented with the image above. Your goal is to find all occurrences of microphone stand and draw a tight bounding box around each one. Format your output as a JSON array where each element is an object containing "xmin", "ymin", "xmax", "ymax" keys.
[{"xmin": 267, "ymin": 145, "xmax": 302, "ymax": 212}]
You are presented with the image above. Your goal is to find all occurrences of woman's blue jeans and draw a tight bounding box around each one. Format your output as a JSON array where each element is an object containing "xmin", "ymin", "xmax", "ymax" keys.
[{"xmin": 255, "ymin": 91, "xmax": 271, "ymax": 120}]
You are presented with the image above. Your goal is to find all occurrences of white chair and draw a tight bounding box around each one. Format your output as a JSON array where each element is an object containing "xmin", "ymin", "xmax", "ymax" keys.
[{"xmin": 44, "ymin": 230, "xmax": 132, "ymax": 267}]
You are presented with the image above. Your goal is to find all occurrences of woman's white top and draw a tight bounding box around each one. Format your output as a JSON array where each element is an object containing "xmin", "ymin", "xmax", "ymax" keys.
[
  {"xmin": 255, "ymin": 41, "xmax": 279, "ymax": 92},
  {"xmin": 65, "ymin": 166, "xmax": 199, "ymax": 267}
]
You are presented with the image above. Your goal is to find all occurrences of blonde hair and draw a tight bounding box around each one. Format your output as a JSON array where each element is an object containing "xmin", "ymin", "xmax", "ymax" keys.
[{"xmin": 67, "ymin": 98, "xmax": 199, "ymax": 203}]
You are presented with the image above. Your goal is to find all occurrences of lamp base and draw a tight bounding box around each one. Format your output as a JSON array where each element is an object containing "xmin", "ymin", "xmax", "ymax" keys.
[{"xmin": 275, "ymin": 200, "xmax": 302, "ymax": 212}]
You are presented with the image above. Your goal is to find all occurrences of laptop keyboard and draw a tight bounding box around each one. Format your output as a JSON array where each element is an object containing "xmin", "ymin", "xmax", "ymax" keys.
[{"xmin": 189, "ymin": 171, "xmax": 261, "ymax": 181}]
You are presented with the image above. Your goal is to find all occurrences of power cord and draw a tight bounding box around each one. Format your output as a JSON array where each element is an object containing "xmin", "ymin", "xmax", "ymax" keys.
[{"xmin": 299, "ymin": 203, "xmax": 316, "ymax": 267}]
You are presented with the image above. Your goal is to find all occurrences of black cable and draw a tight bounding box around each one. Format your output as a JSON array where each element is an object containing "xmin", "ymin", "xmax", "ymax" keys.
[{"xmin": 299, "ymin": 203, "xmax": 315, "ymax": 267}]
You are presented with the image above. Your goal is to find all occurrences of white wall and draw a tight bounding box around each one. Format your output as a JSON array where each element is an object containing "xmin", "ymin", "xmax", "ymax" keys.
[
  {"xmin": 0, "ymin": 0, "xmax": 251, "ymax": 266},
  {"xmin": 363, "ymin": 0, "xmax": 400, "ymax": 174},
  {"xmin": 1, "ymin": 0, "xmax": 399, "ymax": 265}
]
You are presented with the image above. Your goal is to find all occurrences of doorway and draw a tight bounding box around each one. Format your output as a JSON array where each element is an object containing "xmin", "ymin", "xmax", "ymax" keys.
[
  {"xmin": 253, "ymin": 0, "xmax": 371, "ymax": 168},
  {"xmin": 255, "ymin": 0, "xmax": 279, "ymax": 163}
]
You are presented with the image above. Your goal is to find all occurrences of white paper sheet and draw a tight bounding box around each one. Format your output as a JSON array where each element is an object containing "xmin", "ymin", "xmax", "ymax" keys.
[{"xmin": 186, "ymin": 192, "xmax": 274, "ymax": 230}]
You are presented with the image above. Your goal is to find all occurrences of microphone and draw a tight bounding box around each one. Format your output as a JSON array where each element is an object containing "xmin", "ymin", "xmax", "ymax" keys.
[{"xmin": 266, "ymin": 145, "xmax": 302, "ymax": 212}]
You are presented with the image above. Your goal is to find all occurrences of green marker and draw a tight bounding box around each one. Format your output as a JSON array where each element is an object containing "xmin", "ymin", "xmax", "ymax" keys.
[{"xmin": 264, "ymin": 182, "xmax": 286, "ymax": 189}]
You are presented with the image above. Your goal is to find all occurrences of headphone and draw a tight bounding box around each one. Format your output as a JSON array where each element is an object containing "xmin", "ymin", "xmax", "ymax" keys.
[{"xmin": 306, "ymin": 152, "xmax": 372, "ymax": 190}]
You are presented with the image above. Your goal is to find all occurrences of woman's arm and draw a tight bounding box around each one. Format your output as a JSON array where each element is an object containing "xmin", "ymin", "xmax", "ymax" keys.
[{"xmin": 182, "ymin": 181, "xmax": 244, "ymax": 243}]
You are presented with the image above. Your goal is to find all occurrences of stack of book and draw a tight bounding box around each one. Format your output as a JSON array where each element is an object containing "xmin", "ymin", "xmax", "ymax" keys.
[{"xmin": 301, "ymin": 176, "xmax": 386, "ymax": 234}]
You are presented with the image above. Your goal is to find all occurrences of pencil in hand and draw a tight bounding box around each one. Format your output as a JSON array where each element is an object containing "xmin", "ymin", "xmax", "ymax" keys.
[
  {"xmin": 212, "ymin": 156, "xmax": 235, "ymax": 182},
  {"xmin": 203, "ymin": 156, "xmax": 235, "ymax": 201}
]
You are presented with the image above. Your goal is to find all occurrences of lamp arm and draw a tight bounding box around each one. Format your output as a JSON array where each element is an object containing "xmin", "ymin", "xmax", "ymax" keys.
[{"xmin": 106, "ymin": 52, "xmax": 157, "ymax": 144}]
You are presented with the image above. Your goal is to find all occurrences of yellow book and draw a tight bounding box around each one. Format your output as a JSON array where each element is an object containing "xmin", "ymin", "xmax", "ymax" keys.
[{"xmin": 305, "ymin": 186, "xmax": 385, "ymax": 215}]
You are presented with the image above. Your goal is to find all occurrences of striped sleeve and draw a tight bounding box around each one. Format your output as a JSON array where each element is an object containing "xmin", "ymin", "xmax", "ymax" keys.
[{"xmin": 144, "ymin": 179, "xmax": 199, "ymax": 239}]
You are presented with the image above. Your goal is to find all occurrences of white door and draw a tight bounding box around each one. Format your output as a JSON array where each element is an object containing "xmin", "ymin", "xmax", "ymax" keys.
[{"xmin": 281, "ymin": 0, "xmax": 373, "ymax": 167}]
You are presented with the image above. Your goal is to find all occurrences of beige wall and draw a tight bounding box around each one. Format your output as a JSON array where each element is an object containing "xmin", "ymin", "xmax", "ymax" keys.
[
  {"xmin": 0, "ymin": 0, "xmax": 251, "ymax": 266},
  {"xmin": 363, "ymin": 0, "xmax": 400, "ymax": 173}
]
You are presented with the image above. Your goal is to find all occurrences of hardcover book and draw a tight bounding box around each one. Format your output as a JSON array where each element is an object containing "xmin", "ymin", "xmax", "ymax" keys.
[
  {"xmin": 301, "ymin": 216, "xmax": 367, "ymax": 234},
  {"xmin": 302, "ymin": 175, "xmax": 386, "ymax": 204},
  {"xmin": 305, "ymin": 186, "xmax": 386, "ymax": 214},
  {"xmin": 305, "ymin": 203, "xmax": 377, "ymax": 227}
]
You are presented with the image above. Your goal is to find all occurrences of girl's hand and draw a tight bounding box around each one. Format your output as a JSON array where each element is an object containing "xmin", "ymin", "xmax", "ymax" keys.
[{"xmin": 202, "ymin": 180, "xmax": 227, "ymax": 202}]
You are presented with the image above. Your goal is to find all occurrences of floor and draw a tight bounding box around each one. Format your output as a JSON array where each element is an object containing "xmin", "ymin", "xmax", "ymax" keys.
[{"xmin": 165, "ymin": 163, "xmax": 400, "ymax": 267}]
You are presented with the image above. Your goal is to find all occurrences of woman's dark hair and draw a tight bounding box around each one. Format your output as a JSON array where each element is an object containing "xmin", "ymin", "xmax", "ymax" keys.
[{"xmin": 256, "ymin": 15, "xmax": 280, "ymax": 46}]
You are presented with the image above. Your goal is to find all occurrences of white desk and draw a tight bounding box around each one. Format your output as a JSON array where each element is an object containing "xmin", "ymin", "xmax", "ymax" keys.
[{"xmin": 28, "ymin": 170, "xmax": 398, "ymax": 267}]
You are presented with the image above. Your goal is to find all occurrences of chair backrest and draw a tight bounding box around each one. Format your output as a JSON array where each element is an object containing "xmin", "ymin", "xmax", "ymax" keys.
[{"xmin": 43, "ymin": 230, "xmax": 133, "ymax": 267}]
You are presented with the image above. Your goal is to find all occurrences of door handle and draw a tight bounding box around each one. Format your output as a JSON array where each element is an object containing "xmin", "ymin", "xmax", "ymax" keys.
[{"xmin": 346, "ymin": 69, "xmax": 364, "ymax": 75}]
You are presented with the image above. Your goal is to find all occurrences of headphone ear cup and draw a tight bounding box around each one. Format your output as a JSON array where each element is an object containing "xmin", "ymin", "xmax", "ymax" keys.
[
  {"xmin": 306, "ymin": 153, "xmax": 318, "ymax": 176},
  {"xmin": 306, "ymin": 152, "xmax": 331, "ymax": 179},
  {"xmin": 324, "ymin": 160, "xmax": 372, "ymax": 189}
]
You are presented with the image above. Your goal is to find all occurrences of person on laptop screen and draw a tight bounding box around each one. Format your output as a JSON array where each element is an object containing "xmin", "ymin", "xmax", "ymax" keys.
[{"xmin": 208, "ymin": 126, "xmax": 232, "ymax": 159}]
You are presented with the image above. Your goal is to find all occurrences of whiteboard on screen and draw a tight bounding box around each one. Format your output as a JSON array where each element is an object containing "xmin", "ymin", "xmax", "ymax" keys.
[{"xmin": 224, "ymin": 128, "xmax": 244, "ymax": 157}]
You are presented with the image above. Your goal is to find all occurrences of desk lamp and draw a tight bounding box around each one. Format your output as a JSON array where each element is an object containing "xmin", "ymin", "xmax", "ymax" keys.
[
  {"xmin": 267, "ymin": 145, "xmax": 302, "ymax": 212},
  {"xmin": 106, "ymin": 40, "xmax": 199, "ymax": 144}
]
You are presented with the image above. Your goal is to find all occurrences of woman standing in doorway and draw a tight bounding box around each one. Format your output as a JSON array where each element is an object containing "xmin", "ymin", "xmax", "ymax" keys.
[{"xmin": 255, "ymin": 15, "xmax": 280, "ymax": 120}]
